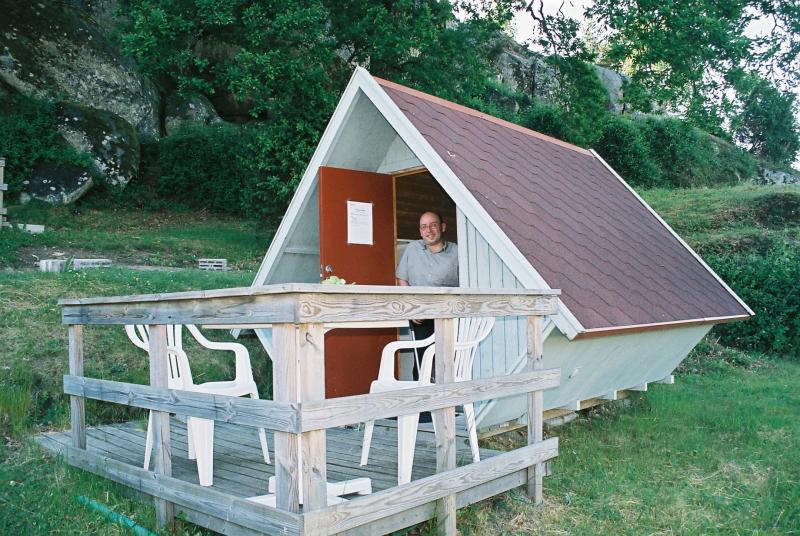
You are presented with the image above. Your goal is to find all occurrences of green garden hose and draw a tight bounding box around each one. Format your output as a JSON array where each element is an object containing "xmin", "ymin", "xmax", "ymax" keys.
[{"xmin": 77, "ymin": 496, "xmax": 156, "ymax": 536}]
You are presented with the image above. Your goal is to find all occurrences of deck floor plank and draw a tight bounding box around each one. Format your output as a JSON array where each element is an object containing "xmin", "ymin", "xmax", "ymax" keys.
[{"xmin": 38, "ymin": 418, "xmax": 499, "ymax": 497}]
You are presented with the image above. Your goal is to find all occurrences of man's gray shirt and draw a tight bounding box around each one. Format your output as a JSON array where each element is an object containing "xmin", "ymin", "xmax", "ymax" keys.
[{"xmin": 396, "ymin": 240, "xmax": 459, "ymax": 287}]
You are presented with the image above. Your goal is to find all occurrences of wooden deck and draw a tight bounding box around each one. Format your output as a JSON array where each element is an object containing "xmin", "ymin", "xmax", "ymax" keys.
[
  {"xmin": 55, "ymin": 284, "xmax": 561, "ymax": 535},
  {"xmin": 37, "ymin": 417, "xmax": 498, "ymax": 499}
]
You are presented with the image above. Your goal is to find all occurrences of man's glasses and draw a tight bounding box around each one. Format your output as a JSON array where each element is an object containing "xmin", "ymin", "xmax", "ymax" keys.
[{"xmin": 419, "ymin": 222, "xmax": 441, "ymax": 231}]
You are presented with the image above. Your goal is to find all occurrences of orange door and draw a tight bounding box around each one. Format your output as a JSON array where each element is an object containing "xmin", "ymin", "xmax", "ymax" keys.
[{"xmin": 318, "ymin": 166, "xmax": 397, "ymax": 398}]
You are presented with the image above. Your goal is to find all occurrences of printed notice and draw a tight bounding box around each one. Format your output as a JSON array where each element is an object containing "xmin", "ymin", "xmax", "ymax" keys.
[{"xmin": 347, "ymin": 200, "xmax": 373, "ymax": 245}]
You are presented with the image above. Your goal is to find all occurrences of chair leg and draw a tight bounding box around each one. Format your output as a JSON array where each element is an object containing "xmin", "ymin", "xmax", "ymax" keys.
[
  {"xmin": 360, "ymin": 420, "xmax": 374, "ymax": 466},
  {"xmin": 189, "ymin": 417, "xmax": 215, "ymax": 487},
  {"xmin": 398, "ymin": 413, "xmax": 420, "ymax": 485},
  {"xmin": 187, "ymin": 420, "xmax": 196, "ymax": 460},
  {"xmin": 143, "ymin": 411, "xmax": 153, "ymax": 470},
  {"xmin": 249, "ymin": 392, "xmax": 271, "ymax": 464},
  {"xmin": 464, "ymin": 402, "xmax": 480, "ymax": 463}
]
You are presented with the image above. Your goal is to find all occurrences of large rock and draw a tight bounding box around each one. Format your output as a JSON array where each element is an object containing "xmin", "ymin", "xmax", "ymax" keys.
[
  {"xmin": 21, "ymin": 164, "xmax": 93, "ymax": 205},
  {"xmin": 494, "ymin": 43, "xmax": 629, "ymax": 113},
  {"xmin": 757, "ymin": 167, "xmax": 800, "ymax": 185},
  {"xmin": 164, "ymin": 93, "xmax": 221, "ymax": 135},
  {"xmin": 58, "ymin": 103, "xmax": 140, "ymax": 189},
  {"xmin": 594, "ymin": 65, "xmax": 626, "ymax": 113},
  {"xmin": 0, "ymin": 2, "xmax": 159, "ymax": 138}
]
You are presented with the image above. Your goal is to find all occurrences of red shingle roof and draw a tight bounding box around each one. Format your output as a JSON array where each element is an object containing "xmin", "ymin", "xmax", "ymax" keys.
[{"xmin": 376, "ymin": 77, "xmax": 750, "ymax": 331}]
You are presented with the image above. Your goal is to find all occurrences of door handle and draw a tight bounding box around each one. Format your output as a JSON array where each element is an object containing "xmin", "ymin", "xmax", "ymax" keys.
[{"xmin": 325, "ymin": 264, "xmax": 334, "ymax": 274}]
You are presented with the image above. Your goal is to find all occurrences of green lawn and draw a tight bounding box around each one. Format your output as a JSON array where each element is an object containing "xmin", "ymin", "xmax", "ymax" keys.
[
  {"xmin": 0, "ymin": 184, "xmax": 798, "ymax": 534},
  {"xmin": 1, "ymin": 202, "xmax": 272, "ymax": 269}
]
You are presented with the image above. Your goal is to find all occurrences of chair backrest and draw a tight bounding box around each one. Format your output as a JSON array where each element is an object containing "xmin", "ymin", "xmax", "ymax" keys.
[
  {"xmin": 124, "ymin": 324, "xmax": 193, "ymax": 389},
  {"xmin": 453, "ymin": 317, "xmax": 495, "ymax": 381}
]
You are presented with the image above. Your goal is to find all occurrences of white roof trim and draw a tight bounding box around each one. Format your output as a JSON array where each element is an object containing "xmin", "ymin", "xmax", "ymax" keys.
[
  {"xmin": 250, "ymin": 68, "xmax": 365, "ymax": 290},
  {"xmin": 589, "ymin": 149, "xmax": 754, "ymax": 317},
  {"xmin": 358, "ymin": 68, "xmax": 584, "ymax": 339}
]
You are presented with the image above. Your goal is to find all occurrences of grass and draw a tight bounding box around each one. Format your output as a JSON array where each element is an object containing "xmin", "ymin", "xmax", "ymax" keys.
[
  {"xmin": 1, "ymin": 202, "xmax": 272, "ymax": 269},
  {"xmin": 641, "ymin": 184, "xmax": 800, "ymax": 256},
  {"xmin": 0, "ymin": 269, "xmax": 272, "ymax": 444},
  {"xmin": 1, "ymin": 183, "xmax": 798, "ymax": 534},
  {"xmin": 454, "ymin": 342, "xmax": 800, "ymax": 534}
]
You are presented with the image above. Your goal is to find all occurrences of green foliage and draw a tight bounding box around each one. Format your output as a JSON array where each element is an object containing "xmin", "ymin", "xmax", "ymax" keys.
[
  {"xmin": 596, "ymin": 115, "xmax": 661, "ymax": 187},
  {"xmin": 147, "ymin": 123, "xmax": 257, "ymax": 214},
  {"xmin": 734, "ymin": 76, "xmax": 800, "ymax": 166},
  {"xmin": 545, "ymin": 57, "xmax": 609, "ymax": 146},
  {"xmin": 751, "ymin": 192, "xmax": 800, "ymax": 228},
  {"xmin": 520, "ymin": 101, "xmax": 575, "ymax": 142},
  {"xmin": 706, "ymin": 244, "xmax": 800, "ymax": 358},
  {"xmin": 0, "ymin": 93, "xmax": 93, "ymax": 196},
  {"xmin": 639, "ymin": 116, "xmax": 727, "ymax": 188}
]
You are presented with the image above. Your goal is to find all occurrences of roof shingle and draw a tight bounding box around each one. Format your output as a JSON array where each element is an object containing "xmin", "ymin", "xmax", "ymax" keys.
[{"xmin": 377, "ymin": 77, "xmax": 750, "ymax": 330}]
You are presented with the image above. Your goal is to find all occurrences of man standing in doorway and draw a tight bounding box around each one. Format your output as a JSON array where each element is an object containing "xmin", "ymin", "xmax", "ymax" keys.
[{"xmin": 396, "ymin": 211, "xmax": 459, "ymax": 379}]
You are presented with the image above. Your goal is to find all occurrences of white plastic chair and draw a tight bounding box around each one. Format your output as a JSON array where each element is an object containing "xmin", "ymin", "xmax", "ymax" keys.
[
  {"xmin": 125, "ymin": 324, "xmax": 270, "ymax": 486},
  {"xmin": 360, "ymin": 317, "xmax": 495, "ymax": 484}
]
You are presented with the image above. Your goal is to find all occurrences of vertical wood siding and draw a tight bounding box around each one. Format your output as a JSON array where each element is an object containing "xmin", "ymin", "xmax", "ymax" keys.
[{"xmin": 457, "ymin": 211, "xmax": 528, "ymax": 391}]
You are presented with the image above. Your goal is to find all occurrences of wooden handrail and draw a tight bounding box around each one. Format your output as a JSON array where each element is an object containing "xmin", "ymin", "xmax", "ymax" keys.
[{"xmin": 58, "ymin": 284, "xmax": 559, "ymax": 325}]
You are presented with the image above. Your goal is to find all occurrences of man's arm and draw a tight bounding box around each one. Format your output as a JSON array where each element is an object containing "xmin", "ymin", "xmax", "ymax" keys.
[{"xmin": 397, "ymin": 279, "xmax": 409, "ymax": 286}]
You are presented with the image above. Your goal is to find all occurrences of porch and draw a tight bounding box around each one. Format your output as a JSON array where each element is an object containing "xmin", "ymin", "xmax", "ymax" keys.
[{"xmin": 48, "ymin": 284, "xmax": 561, "ymax": 535}]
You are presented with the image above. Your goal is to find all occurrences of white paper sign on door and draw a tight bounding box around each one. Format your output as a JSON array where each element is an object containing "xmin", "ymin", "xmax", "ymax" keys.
[{"xmin": 347, "ymin": 200, "xmax": 373, "ymax": 245}]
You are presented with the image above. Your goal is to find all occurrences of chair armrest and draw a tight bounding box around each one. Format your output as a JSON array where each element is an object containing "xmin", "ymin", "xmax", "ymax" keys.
[
  {"xmin": 376, "ymin": 334, "xmax": 436, "ymax": 381},
  {"xmin": 185, "ymin": 324, "xmax": 254, "ymax": 383},
  {"xmin": 125, "ymin": 325, "xmax": 150, "ymax": 352}
]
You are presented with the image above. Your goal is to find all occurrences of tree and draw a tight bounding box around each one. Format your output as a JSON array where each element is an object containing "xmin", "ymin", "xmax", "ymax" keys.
[
  {"xmin": 521, "ymin": 0, "xmax": 610, "ymax": 146},
  {"xmin": 734, "ymin": 76, "xmax": 800, "ymax": 165},
  {"xmin": 586, "ymin": 0, "xmax": 800, "ymax": 131}
]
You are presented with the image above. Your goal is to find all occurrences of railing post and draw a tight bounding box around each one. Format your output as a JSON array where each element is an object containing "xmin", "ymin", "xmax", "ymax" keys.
[
  {"xmin": 526, "ymin": 315, "xmax": 545, "ymax": 504},
  {"xmin": 68, "ymin": 325, "xmax": 85, "ymax": 449},
  {"xmin": 272, "ymin": 323, "xmax": 301, "ymax": 512},
  {"xmin": 432, "ymin": 317, "xmax": 456, "ymax": 536},
  {"xmin": 148, "ymin": 324, "xmax": 174, "ymax": 527},
  {"xmin": 300, "ymin": 323, "xmax": 327, "ymax": 510}
]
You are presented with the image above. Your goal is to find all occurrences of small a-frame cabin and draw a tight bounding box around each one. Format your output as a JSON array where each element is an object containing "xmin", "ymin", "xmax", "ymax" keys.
[{"xmin": 248, "ymin": 67, "xmax": 752, "ymax": 430}]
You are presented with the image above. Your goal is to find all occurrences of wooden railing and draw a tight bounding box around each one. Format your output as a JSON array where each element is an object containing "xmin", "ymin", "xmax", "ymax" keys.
[{"xmin": 59, "ymin": 284, "xmax": 561, "ymax": 536}]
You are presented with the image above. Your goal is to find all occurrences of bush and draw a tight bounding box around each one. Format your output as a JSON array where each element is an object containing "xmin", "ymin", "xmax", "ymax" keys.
[
  {"xmin": 634, "ymin": 116, "xmax": 759, "ymax": 188},
  {"xmin": 707, "ymin": 244, "xmax": 800, "ymax": 358},
  {"xmin": 0, "ymin": 93, "xmax": 93, "ymax": 196},
  {"xmin": 638, "ymin": 117, "xmax": 715, "ymax": 187},
  {"xmin": 596, "ymin": 116, "xmax": 662, "ymax": 187},
  {"xmin": 240, "ymin": 119, "xmax": 320, "ymax": 227},
  {"xmin": 521, "ymin": 102, "xmax": 577, "ymax": 144},
  {"xmin": 155, "ymin": 124, "xmax": 259, "ymax": 214}
]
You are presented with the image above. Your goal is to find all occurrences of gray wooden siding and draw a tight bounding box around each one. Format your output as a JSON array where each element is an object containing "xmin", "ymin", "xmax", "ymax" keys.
[{"xmin": 457, "ymin": 210, "xmax": 527, "ymax": 386}]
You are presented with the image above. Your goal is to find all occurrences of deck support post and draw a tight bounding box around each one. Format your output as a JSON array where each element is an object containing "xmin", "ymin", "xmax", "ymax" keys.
[
  {"xmin": 432, "ymin": 317, "xmax": 456, "ymax": 536},
  {"xmin": 272, "ymin": 324, "xmax": 301, "ymax": 512},
  {"xmin": 299, "ymin": 323, "xmax": 327, "ymax": 511},
  {"xmin": 526, "ymin": 315, "xmax": 545, "ymax": 505},
  {"xmin": 68, "ymin": 325, "xmax": 85, "ymax": 450},
  {"xmin": 148, "ymin": 324, "xmax": 174, "ymax": 527}
]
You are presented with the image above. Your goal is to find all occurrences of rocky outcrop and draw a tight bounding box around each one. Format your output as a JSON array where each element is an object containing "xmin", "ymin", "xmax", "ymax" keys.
[
  {"xmin": 494, "ymin": 44, "xmax": 627, "ymax": 112},
  {"xmin": 757, "ymin": 167, "xmax": 800, "ymax": 185},
  {"xmin": 594, "ymin": 65, "xmax": 625, "ymax": 113},
  {"xmin": 58, "ymin": 103, "xmax": 140, "ymax": 189},
  {"xmin": 21, "ymin": 164, "xmax": 93, "ymax": 205},
  {"xmin": 165, "ymin": 93, "xmax": 222, "ymax": 135},
  {"xmin": 0, "ymin": 2, "xmax": 159, "ymax": 138}
]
